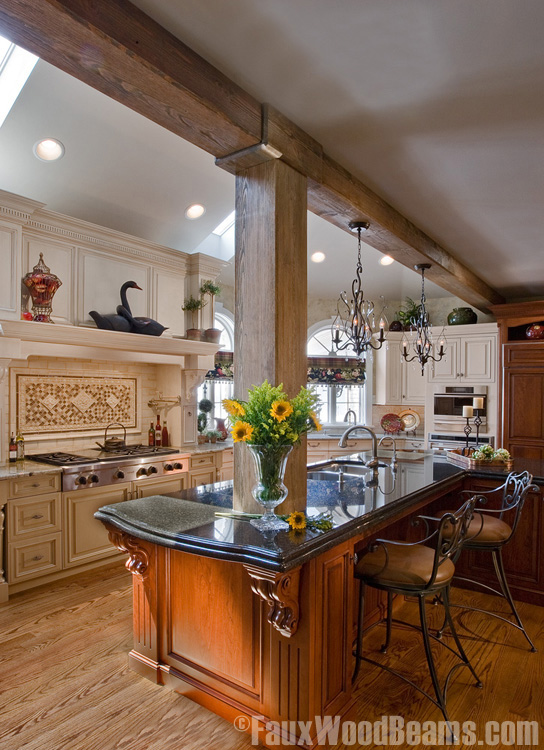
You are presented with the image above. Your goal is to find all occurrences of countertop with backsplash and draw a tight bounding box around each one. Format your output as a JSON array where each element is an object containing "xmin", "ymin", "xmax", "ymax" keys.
[{"xmin": 0, "ymin": 443, "xmax": 233, "ymax": 480}]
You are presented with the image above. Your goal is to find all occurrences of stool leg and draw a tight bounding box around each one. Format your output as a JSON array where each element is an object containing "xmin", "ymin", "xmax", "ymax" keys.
[
  {"xmin": 418, "ymin": 594, "xmax": 451, "ymax": 725},
  {"xmin": 381, "ymin": 591, "xmax": 393, "ymax": 653},
  {"xmin": 352, "ymin": 579, "xmax": 366, "ymax": 682},
  {"xmin": 442, "ymin": 586, "xmax": 482, "ymax": 687},
  {"xmin": 492, "ymin": 548, "xmax": 537, "ymax": 652}
]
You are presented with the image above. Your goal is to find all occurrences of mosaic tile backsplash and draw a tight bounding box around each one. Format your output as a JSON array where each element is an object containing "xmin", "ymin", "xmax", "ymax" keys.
[{"xmin": 17, "ymin": 373, "xmax": 137, "ymax": 434}]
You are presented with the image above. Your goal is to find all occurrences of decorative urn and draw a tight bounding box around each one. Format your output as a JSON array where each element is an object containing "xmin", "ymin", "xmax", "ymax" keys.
[
  {"xmin": 526, "ymin": 323, "xmax": 544, "ymax": 340},
  {"xmin": 447, "ymin": 307, "xmax": 477, "ymax": 326},
  {"xmin": 23, "ymin": 253, "xmax": 62, "ymax": 323}
]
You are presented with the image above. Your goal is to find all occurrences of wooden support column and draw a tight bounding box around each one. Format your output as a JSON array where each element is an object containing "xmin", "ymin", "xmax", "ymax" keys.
[{"xmin": 234, "ymin": 159, "xmax": 307, "ymax": 515}]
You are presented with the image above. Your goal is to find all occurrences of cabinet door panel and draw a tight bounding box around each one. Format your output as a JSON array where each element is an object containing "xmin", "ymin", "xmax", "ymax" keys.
[
  {"xmin": 461, "ymin": 335, "xmax": 495, "ymax": 382},
  {"xmin": 429, "ymin": 338, "xmax": 459, "ymax": 381},
  {"xmin": 506, "ymin": 372, "xmax": 544, "ymax": 441},
  {"xmin": 63, "ymin": 483, "xmax": 130, "ymax": 567},
  {"xmin": 402, "ymin": 360, "xmax": 426, "ymax": 404},
  {"xmin": 134, "ymin": 476, "xmax": 187, "ymax": 498}
]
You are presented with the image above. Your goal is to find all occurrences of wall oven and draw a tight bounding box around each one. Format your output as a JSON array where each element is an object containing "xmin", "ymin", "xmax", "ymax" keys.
[{"xmin": 432, "ymin": 386, "xmax": 487, "ymax": 426}]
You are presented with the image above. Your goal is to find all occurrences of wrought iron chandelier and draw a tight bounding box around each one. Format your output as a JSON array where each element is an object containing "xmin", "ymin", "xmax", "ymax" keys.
[
  {"xmin": 401, "ymin": 263, "xmax": 446, "ymax": 374},
  {"xmin": 331, "ymin": 221, "xmax": 387, "ymax": 360}
]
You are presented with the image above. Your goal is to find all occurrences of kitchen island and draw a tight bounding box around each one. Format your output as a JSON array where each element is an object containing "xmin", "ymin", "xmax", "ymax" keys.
[{"xmin": 96, "ymin": 456, "xmax": 486, "ymax": 749}]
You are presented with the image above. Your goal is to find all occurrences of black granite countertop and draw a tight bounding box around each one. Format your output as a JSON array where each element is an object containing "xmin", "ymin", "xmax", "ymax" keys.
[
  {"xmin": 95, "ymin": 455, "xmax": 544, "ymax": 573},
  {"xmin": 96, "ymin": 456, "xmax": 474, "ymax": 572}
]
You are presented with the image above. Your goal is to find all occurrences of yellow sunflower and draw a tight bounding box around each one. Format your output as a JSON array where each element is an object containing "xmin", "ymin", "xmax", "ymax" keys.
[
  {"xmin": 309, "ymin": 412, "xmax": 322, "ymax": 431},
  {"xmin": 287, "ymin": 511, "xmax": 307, "ymax": 531},
  {"xmin": 270, "ymin": 400, "xmax": 293, "ymax": 422},
  {"xmin": 231, "ymin": 421, "xmax": 254, "ymax": 443},
  {"xmin": 223, "ymin": 398, "xmax": 245, "ymax": 417}
]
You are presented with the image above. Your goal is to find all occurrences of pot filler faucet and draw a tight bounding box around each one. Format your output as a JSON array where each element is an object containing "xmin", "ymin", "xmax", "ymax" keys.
[{"xmin": 338, "ymin": 424, "xmax": 379, "ymax": 469}]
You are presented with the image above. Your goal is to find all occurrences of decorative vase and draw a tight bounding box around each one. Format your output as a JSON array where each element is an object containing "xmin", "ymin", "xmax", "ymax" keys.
[
  {"xmin": 388, "ymin": 320, "xmax": 403, "ymax": 332},
  {"xmin": 526, "ymin": 323, "xmax": 544, "ymax": 340},
  {"xmin": 247, "ymin": 444, "xmax": 293, "ymax": 531},
  {"xmin": 447, "ymin": 307, "xmax": 477, "ymax": 326},
  {"xmin": 215, "ymin": 417, "xmax": 228, "ymax": 440},
  {"xmin": 22, "ymin": 253, "xmax": 62, "ymax": 323}
]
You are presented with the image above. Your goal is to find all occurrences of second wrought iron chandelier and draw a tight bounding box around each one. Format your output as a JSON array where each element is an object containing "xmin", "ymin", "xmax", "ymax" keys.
[
  {"xmin": 331, "ymin": 220, "xmax": 387, "ymax": 360},
  {"xmin": 401, "ymin": 263, "xmax": 446, "ymax": 374}
]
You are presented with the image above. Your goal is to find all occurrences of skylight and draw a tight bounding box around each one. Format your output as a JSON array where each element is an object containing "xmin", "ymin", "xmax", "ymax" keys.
[
  {"xmin": 212, "ymin": 210, "xmax": 235, "ymax": 236},
  {"xmin": 0, "ymin": 35, "xmax": 38, "ymax": 129}
]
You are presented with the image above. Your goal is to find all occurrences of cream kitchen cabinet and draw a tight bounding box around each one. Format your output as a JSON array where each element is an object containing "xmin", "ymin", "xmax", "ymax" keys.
[
  {"xmin": 132, "ymin": 474, "xmax": 188, "ymax": 498},
  {"xmin": 427, "ymin": 324, "xmax": 497, "ymax": 384},
  {"xmin": 63, "ymin": 482, "xmax": 131, "ymax": 568},
  {"xmin": 1, "ymin": 472, "xmax": 63, "ymax": 585},
  {"xmin": 307, "ymin": 438, "xmax": 372, "ymax": 464},
  {"xmin": 374, "ymin": 335, "xmax": 426, "ymax": 406},
  {"xmin": 189, "ymin": 452, "xmax": 217, "ymax": 487},
  {"xmin": 216, "ymin": 447, "xmax": 234, "ymax": 482}
]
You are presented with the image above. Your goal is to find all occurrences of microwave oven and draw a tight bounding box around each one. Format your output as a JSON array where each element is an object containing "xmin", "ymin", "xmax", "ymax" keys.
[{"xmin": 433, "ymin": 386, "xmax": 487, "ymax": 426}]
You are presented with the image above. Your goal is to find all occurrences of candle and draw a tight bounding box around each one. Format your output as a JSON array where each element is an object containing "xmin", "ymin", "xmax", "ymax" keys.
[
  {"xmin": 473, "ymin": 397, "xmax": 484, "ymax": 410},
  {"xmin": 462, "ymin": 405, "xmax": 473, "ymax": 418}
]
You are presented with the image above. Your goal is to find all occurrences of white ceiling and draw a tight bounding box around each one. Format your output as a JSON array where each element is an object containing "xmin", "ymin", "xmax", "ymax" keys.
[{"xmin": 1, "ymin": 0, "xmax": 543, "ymax": 304}]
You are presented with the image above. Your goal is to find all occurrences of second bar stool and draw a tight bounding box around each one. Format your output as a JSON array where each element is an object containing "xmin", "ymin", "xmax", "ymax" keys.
[
  {"xmin": 437, "ymin": 470, "xmax": 538, "ymax": 651},
  {"xmin": 353, "ymin": 495, "xmax": 482, "ymax": 729}
]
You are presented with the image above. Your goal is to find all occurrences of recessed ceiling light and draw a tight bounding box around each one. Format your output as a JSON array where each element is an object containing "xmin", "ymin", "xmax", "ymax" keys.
[
  {"xmin": 380, "ymin": 255, "xmax": 394, "ymax": 266},
  {"xmin": 185, "ymin": 203, "xmax": 206, "ymax": 220},
  {"xmin": 33, "ymin": 138, "xmax": 65, "ymax": 161},
  {"xmin": 311, "ymin": 251, "xmax": 326, "ymax": 263}
]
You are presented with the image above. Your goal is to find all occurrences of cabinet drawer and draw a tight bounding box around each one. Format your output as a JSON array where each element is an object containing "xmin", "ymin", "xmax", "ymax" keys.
[
  {"xmin": 220, "ymin": 448, "xmax": 234, "ymax": 467},
  {"xmin": 189, "ymin": 468, "xmax": 217, "ymax": 487},
  {"xmin": 8, "ymin": 493, "xmax": 62, "ymax": 540},
  {"xmin": 190, "ymin": 453, "xmax": 215, "ymax": 470},
  {"xmin": 8, "ymin": 473, "xmax": 61, "ymax": 498},
  {"xmin": 133, "ymin": 476, "xmax": 187, "ymax": 498},
  {"xmin": 8, "ymin": 533, "xmax": 62, "ymax": 583}
]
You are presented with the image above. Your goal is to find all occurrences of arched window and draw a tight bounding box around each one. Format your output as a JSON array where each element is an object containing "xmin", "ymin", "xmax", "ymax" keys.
[{"xmin": 307, "ymin": 319, "xmax": 372, "ymax": 426}]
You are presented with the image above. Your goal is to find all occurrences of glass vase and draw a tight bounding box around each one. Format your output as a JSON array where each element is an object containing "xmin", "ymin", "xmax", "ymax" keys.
[{"xmin": 247, "ymin": 444, "xmax": 293, "ymax": 531}]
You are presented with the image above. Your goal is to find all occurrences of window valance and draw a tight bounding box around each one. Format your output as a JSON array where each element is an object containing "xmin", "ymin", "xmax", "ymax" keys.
[{"xmin": 205, "ymin": 354, "xmax": 365, "ymax": 384}]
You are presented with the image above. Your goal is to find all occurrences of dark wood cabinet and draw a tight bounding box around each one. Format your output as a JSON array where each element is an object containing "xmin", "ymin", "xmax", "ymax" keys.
[{"xmin": 490, "ymin": 300, "xmax": 544, "ymax": 457}]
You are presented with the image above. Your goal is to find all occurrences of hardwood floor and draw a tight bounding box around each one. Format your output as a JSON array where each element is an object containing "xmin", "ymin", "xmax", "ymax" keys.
[{"xmin": 1, "ymin": 562, "xmax": 543, "ymax": 749}]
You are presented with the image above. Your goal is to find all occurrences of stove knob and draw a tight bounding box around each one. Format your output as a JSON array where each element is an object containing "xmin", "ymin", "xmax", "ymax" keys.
[
  {"xmin": 148, "ymin": 465, "xmax": 158, "ymax": 474},
  {"xmin": 164, "ymin": 463, "xmax": 173, "ymax": 472},
  {"xmin": 136, "ymin": 467, "xmax": 148, "ymax": 478},
  {"xmin": 88, "ymin": 474, "xmax": 99, "ymax": 484},
  {"xmin": 173, "ymin": 462, "xmax": 183, "ymax": 470},
  {"xmin": 114, "ymin": 469, "xmax": 125, "ymax": 479},
  {"xmin": 75, "ymin": 476, "xmax": 87, "ymax": 486}
]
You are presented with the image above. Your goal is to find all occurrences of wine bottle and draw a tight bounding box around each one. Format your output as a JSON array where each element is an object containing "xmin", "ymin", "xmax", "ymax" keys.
[
  {"xmin": 161, "ymin": 420, "xmax": 169, "ymax": 447},
  {"xmin": 155, "ymin": 414, "xmax": 162, "ymax": 447},
  {"xmin": 148, "ymin": 421, "xmax": 155, "ymax": 446},
  {"xmin": 16, "ymin": 430, "xmax": 25, "ymax": 461},
  {"xmin": 9, "ymin": 433, "xmax": 17, "ymax": 463}
]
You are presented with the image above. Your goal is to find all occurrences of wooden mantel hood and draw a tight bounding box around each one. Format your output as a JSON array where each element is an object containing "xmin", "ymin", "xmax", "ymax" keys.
[{"xmin": 0, "ymin": 320, "xmax": 219, "ymax": 368}]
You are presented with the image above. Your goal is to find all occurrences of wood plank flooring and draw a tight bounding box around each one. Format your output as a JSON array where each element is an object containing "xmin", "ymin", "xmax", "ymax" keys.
[{"xmin": 1, "ymin": 562, "xmax": 543, "ymax": 749}]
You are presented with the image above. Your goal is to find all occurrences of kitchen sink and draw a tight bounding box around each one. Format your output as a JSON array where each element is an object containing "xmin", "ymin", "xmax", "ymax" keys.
[{"xmin": 307, "ymin": 462, "xmax": 374, "ymax": 481}]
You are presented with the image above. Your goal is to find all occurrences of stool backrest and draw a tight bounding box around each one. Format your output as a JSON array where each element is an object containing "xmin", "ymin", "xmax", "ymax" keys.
[
  {"xmin": 497, "ymin": 470, "xmax": 536, "ymax": 538},
  {"xmin": 427, "ymin": 495, "xmax": 478, "ymax": 589}
]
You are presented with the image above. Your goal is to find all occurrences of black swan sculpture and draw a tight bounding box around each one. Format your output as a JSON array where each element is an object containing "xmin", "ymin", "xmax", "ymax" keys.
[{"xmin": 89, "ymin": 281, "xmax": 168, "ymax": 336}]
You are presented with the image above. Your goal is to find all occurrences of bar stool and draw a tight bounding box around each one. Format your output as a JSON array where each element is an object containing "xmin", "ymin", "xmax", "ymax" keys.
[
  {"xmin": 353, "ymin": 496, "xmax": 482, "ymax": 728},
  {"xmin": 437, "ymin": 470, "xmax": 539, "ymax": 651}
]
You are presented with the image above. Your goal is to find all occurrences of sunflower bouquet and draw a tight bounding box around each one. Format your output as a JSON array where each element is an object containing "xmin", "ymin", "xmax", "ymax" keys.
[
  {"xmin": 223, "ymin": 382, "xmax": 322, "ymax": 530},
  {"xmin": 223, "ymin": 381, "xmax": 321, "ymax": 446}
]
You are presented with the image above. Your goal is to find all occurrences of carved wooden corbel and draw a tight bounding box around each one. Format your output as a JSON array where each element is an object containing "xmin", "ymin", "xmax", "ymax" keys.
[
  {"xmin": 244, "ymin": 565, "xmax": 301, "ymax": 637},
  {"xmin": 108, "ymin": 529, "xmax": 149, "ymax": 579}
]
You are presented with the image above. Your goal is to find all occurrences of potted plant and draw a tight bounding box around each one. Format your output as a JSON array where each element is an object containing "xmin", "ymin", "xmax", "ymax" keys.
[
  {"xmin": 396, "ymin": 297, "xmax": 423, "ymax": 330},
  {"xmin": 199, "ymin": 280, "xmax": 222, "ymax": 344},
  {"xmin": 206, "ymin": 429, "xmax": 222, "ymax": 444},
  {"xmin": 182, "ymin": 295, "xmax": 206, "ymax": 340}
]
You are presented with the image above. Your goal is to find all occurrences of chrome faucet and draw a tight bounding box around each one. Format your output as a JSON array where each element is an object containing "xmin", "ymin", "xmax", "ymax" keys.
[
  {"xmin": 378, "ymin": 435, "xmax": 398, "ymax": 471},
  {"xmin": 343, "ymin": 409, "xmax": 357, "ymax": 424},
  {"xmin": 338, "ymin": 424, "xmax": 379, "ymax": 469}
]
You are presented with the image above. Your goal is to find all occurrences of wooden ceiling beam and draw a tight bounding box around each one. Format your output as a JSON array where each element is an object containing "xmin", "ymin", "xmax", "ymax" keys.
[{"xmin": 0, "ymin": 0, "xmax": 504, "ymax": 310}]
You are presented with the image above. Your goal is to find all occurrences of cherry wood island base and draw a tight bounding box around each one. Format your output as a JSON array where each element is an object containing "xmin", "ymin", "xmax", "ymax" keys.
[{"xmin": 99, "ymin": 464, "xmax": 476, "ymax": 749}]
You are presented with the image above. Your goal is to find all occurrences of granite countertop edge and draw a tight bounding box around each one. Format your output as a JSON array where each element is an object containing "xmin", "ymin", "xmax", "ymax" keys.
[{"xmin": 95, "ymin": 469, "xmax": 467, "ymax": 573}]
